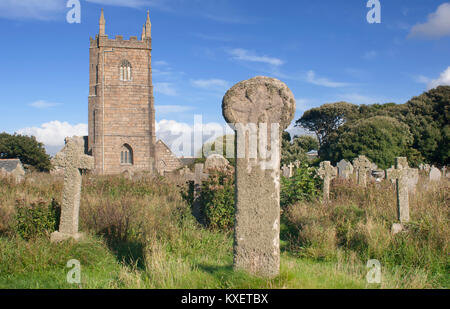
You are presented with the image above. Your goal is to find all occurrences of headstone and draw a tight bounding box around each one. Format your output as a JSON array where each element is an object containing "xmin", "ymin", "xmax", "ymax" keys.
[
  {"xmin": 336, "ymin": 159, "xmax": 353, "ymax": 179},
  {"xmin": 429, "ymin": 166, "xmax": 441, "ymax": 182},
  {"xmin": 352, "ymin": 155, "xmax": 372, "ymax": 187},
  {"xmin": 317, "ymin": 161, "xmax": 337, "ymax": 202},
  {"xmin": 288, "ymin": 162, "xmax": 295, "ymax": 178},
  {"xmin": 407, "ymin": 168, "xmax": 419, "ymax": 194},
  {"xmin": 204, "ymin": 154, "xmax": 230, "ymax": 171},
  {"xmin": 222, "ymin": 76, "xmax": 295, "ymax": 277},
  {"xmin": 294, "ymin": 160, "xmax": 301, "ymax": 169},
  {"xmin": 50, "ymin": 136, "xmax": 94, "ymax": 242},
  {"xmin": 281, "ymin": 164, "xmax": 290, "ymax": 178},
  {"xmin": 386, "ymin": 157, "xmax": 410, "ymax": 226}
]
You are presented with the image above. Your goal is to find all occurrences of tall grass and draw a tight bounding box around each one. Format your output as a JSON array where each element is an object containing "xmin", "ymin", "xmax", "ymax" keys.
[{"xmin": 0, "ymin": 172, "xmax": 448, "ymax": 288}]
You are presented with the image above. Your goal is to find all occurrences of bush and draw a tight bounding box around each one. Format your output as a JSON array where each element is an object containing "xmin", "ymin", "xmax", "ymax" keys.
[
  {"xmin": 200, "ymin": 167, "xmax": 235, "ymax": 231},
  {"xmin": 280, "ymin": 163, "xmax": 321, "ymax": 209},
  {"xmin": 14, "ymin": 199, "xmax": 60, "ymax": 240}
]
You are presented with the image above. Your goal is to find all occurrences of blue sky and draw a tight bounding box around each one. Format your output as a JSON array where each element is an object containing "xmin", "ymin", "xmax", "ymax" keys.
[{"xmin": 1, "ymin": 0, "xmax": 449, "ymax": 155}]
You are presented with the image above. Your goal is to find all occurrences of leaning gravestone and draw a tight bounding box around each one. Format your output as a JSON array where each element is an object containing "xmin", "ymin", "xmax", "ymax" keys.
[
  {"xmin": 386, "ymin": 157, "xmax": 410, "ymax": 234},
  {"xmin": 222, "ymin": 76, "xmax": 295, "ymax": 277},
  {"xmin": 51, "ymin": 136, "xmax": 94, "ymax": 242},
  {"xmin": 317, "ymin": 161, "xmax": 337, "ymax": 202},
  {"xmin": 429, "ymin": 167, "xmax": 441, "ymax": 182},
  {"xmin": 336, "ymin": 159, "xmax": 353, "ymax": 179},
  {"xmin": 205, "ymin": 154, "xmax": 229, "ymax": 171},
  {"xmin": 353, "ymin": 155, "xmax": 372, "ymax": 187}
]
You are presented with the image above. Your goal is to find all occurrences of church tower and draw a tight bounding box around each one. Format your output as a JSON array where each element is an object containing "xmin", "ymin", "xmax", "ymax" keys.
[{"xmin": 88, "ymin": 9, "xmax": 156, "ymax": 175}]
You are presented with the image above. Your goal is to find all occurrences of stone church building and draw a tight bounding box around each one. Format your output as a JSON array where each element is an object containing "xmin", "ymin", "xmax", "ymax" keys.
[{"xmin": 87, "ymin": 9, "xmax": 181, "ymax": 175}]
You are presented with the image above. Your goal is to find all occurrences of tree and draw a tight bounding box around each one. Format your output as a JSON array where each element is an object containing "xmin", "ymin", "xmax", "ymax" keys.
[
  {"xmin": 323, "ymin": 116, "xmax": 414, "ymax": 169},
  {"xmin": 295, "ymin": 102, "xmax": 358, "ymax": 147},
  {"xmin": 293, "ymin": 135, "xmax": 319, "ymax": 153},
  {"xmin": 0, "ymin": 133, "xmax": 51, "ymax": 172}
]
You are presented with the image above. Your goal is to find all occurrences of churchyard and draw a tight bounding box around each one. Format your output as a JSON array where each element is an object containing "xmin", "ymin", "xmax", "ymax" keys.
[{"xmin": 0, "ymin": 77, "xmax": 448, "ymax": 289}]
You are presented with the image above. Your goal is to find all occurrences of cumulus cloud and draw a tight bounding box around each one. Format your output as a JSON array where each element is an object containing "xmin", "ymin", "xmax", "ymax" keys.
[
  {"xmin": 306, "ymin": 70, "xmax": 349, "ymax": 88},
  {"xmin": 409, "ymin": 3, "xmax": 450, "ymax": 39},
  {"xmin": 29, "ymin": 100, "xmax": 60, "ymax": 109},
  {"xmin": 0, "ymin": 0, "xmax": 65, "ymax": 21},
  {"xmin": 427, "ymin": 66, "xmax": 450, "ymax": 90},
  {"xmin": 156, "ymin": 119, "xmax": 231, "ymax": 157},
  {"xmin": 17, "ymin": 120, "xmax": 88, "ymax": 155},
  {"xmin": 154, "ymin": 82, "xmax": 177, "ymax": 96},
  {"xmin": 229, "ymin": 48, "xmax": 284, "ymax": 66},
  {"xmin": 363, "ymin": 50, "xmax": 377, "ymax": 60}
]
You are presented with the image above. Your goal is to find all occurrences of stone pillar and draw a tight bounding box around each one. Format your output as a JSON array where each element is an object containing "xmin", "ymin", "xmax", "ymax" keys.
[
  {"xmin": 222, "ymin": 76, "xmax": 296, "ymax": 277},
  {"xmin": 318, "ymin": 161, "xmax": 337, "ymax": 202},
  {"xmin": 386, "ymin": 157, "xmax": 410, "ymax": 233},
  {"xmin": 51, "ymin": 137, "xmax": 94, "ymax": 242}
]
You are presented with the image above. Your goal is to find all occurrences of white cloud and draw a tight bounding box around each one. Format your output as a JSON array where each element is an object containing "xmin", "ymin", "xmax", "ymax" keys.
[
  {"xmin": 29, "ymin": 100, "xmax": 60, "ymax": 109},
  {"xmin": 17, "ymin": 121, "xmax": 88, "ymax": 155},
  {"xmin": 306, "ymin": 71, "xmax": 349, "ymax": 88},
  {"xmin": 0, "ymin": 0, "xmax": 65, "ymax": 21},
  {"xmin": 156, "ymin": 119, "xmax": 229, "ymax": 157},
  {"xmin": 229, "ymin": 48, "xmax": 284, "ymax": 66},
  {"xmin": 427, "ymin": 66, "xmax": 450, "ymax": 90},
  {"xmin": 155, "ymin": 105, "xmax": 194, "ymax": 114},
  {"xmin": 153, "ymin": 60, "xmax": 169, "ymax": 66},
  {"xmin": 191, "ymin": 79, "xmax": 229, "ymax": 90},
  {"xmin": 409, "ymin": 3, "xmax": 450, "ymax": 39},
  {"xmin": 154, "ymin": 82, "xmax": 177, "ymax": 96},
  {"xmin": 337, "ymin": 93, "xmax": 384, "ymax": 105}
]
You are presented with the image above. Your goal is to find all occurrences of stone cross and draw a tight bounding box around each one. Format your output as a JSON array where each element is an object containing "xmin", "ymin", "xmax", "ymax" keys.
[
  {"xmin": 50, "ymin": 136, "xmax": 94, "ymax": 242},
  {"xmin": 336, "ymin": 159, "xmax": 353, "ymax": 179},
  {"xmin": 386, "ymin": 157, "xmax": 410, "ymax": 225},
  {"xmin": 317, "ymin": 161, "xmax": 337, "ymax": 202},
  {"xmin": 288, "ymin": 162, "xmax": 295, "ymax": 178},
  {"xmin": 222, "ymin": 76, "xmax": 296, "ymax": 278},
  {"xmin": 429, "ymin": 166, "xmax": 441, "ymax": 182},
  {"xmin": 352, "ymin": 155, "xmax": 372, "ymax": 187}
]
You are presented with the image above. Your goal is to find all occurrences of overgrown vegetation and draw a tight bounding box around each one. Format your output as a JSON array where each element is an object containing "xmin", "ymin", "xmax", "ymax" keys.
[{"xmin": 0, "ymin": 171, "xmax": 448, "ymax": 289}]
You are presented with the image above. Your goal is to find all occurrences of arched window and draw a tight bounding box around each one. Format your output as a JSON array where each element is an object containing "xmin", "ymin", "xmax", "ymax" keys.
[
  {"xmin": 119, "ymin": 60, "xmax": 132, "ymax": 81},
  {"xmin": 120, "ymin": 144, "xmax": 133, "ymax": 165}
]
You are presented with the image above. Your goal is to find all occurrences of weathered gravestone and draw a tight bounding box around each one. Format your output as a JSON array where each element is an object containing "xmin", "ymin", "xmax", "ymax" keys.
[
  {"xmin": 205, "ymin": 154, "xmax": 229, "ymax": 171},
  {"xmin": 51, "ymin": 136, "xmax": 94, "ymax": 242},
  {"xmin": 222, "ymin": 76, "xmax": 295, "ymax": 277},
  {"xmin": 429, "ymin": 166, "xmax": 441, "ymax": 182},
  {"xmin": 386, "ymin": 157, "xmax": 410, "ymax": 234},
  {"xmin": 294, "ymin": 160, "xmax": 301, "ymax": 169},
  {"xmin": 336, "ymin": 159, "xmax": 353, "ymax": 179},
  {"xmin": 407, "ymin": 168, "xmax": 419, "ymax": 194},
  {"xmin": 317, "ymin": 161, "xmax": 337, "ymax": 202},
  {"xmin": 353, "ymin": 155, "xmax": 372, "ymax": 187},
  {"xmin": 281, "ymin": 164, "xmax": 290, "ymax": 178}
]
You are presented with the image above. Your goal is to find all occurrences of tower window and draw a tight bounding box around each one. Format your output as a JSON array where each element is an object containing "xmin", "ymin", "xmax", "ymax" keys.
[
  {"xmin": 120, "ymin": 144, "xmax": 133, "ymax": 165},
  {"xmin": 119, "ymin": 60, "xmax": 132, "ymax": 81}
]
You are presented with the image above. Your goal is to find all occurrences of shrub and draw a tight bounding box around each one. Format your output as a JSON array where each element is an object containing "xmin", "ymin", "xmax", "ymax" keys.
[
  {"xmin": 14, "ymin": 199, "xmax": 60, "ymax": 240},
  {"xmin": 280, "ymin": 163, "xmax": 321, "ymax": 209},
  {"xmin": 200, "ymin": 167, "xmax": 235, "ymax": 231}
]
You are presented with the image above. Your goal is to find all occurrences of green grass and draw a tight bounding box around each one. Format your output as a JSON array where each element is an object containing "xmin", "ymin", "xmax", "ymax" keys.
[{"xmin": 0, "ymin": 230, "xmax": 368, "ymax": 289}]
